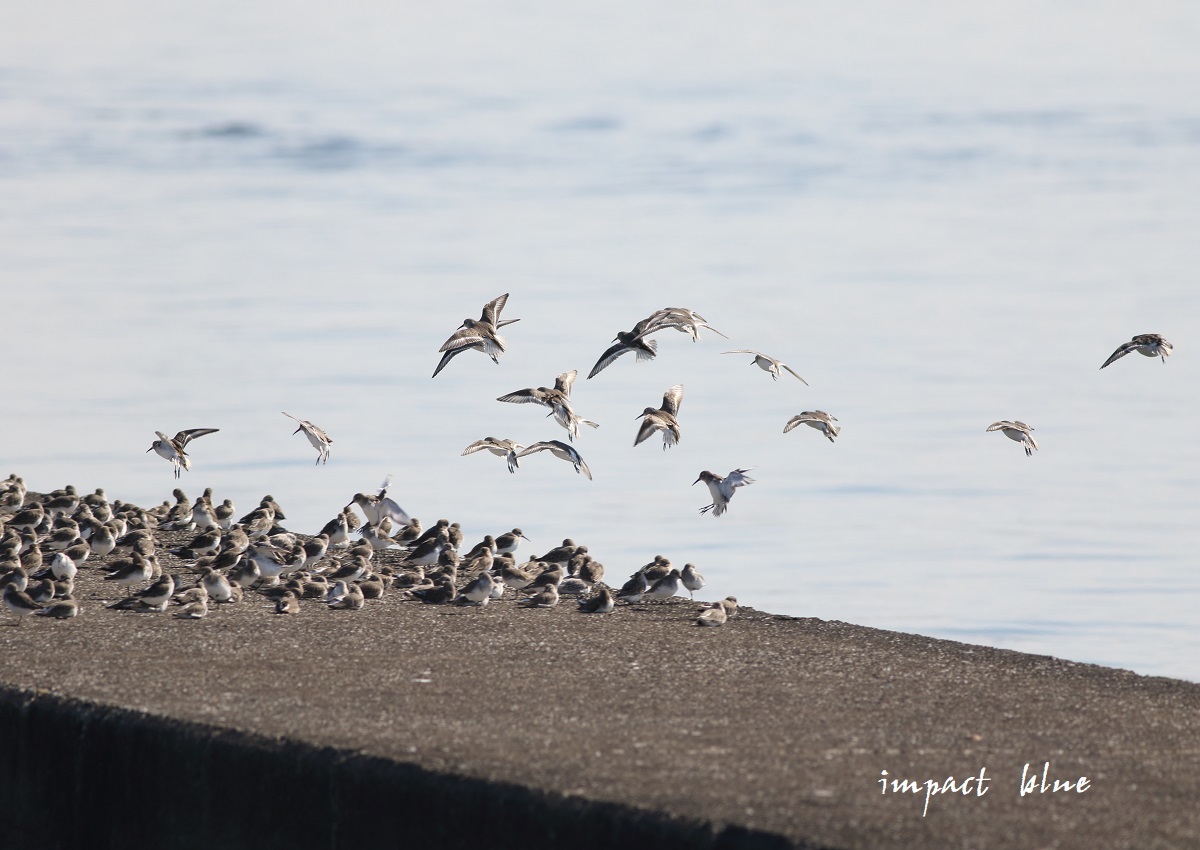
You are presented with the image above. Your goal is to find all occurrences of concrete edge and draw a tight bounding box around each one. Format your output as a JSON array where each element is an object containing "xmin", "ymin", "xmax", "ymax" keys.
[{"xmin": 0, "ymin": 684, "xmax": 832, "ymax": 850}]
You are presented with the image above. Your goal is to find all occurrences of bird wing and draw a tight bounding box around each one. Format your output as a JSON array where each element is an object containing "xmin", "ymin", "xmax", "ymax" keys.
[
  {"xmin": 555, "ymin": 370, "xmax": 578, "ymax": 396},
  {"xmin": 496, "ymin": 388, "xmax": 547, "ymax": 406},
  {"xmin": 661, "ymin": 384, "xmax": 684, "ymax": 416},
  {"xmin": 633, "ymin": 417, "xmax": 659, "ymax": 447},
  {"xmin": 174, "ymin": 428, "xmax": 219, "ymax": 447},
  {"xmin": 515, "ymin": 442, "xmax": 553, "ymax": 458},
  {"xmin": 587, "ymin": 341, "xmax": 633, "ymax": 379},
  {"xmin": 781, "ymin": 364, "xmax": 809, "ymax": 385},
  {"xmin": 377, "ymin": 497, "xmax": 411, "ymax": 526},
  {"xmin": 480, "ymin": 292, "xmax": 510, "ymax": 325},
  {"xmin": 725, "ymin": 469, "xmax": 755, "ymax": 489},
  {"xmin": 431, "ymin": 347, "xmax": 465, "ymax": 378},
  {"xmin": 439, "ymin": 325, "xmax": 488, "ymax": 353},
  {"xmin": 1099, "ymin": 341, "xmax": 1136, "ymax": 369}
]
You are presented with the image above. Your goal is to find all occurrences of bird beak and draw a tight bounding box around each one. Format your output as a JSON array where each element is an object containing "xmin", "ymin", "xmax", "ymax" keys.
[
  {"xmin": 146, "ymin": 446, "xmax": 154, "ymax": 453},
  {"xmin": 691, "ymin": 476, "xmax": 702, "ymax": 486},
  {"xmin": 293, "ymin": 426, "xmax": 302, "ymax": 435}
]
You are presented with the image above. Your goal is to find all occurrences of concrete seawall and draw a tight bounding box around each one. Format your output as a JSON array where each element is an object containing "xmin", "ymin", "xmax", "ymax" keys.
[
  {"xmin": 0, "ymin": 686, "xmax": 799, "ymax": 850},
  {"xmin": 2, "ymin": 525, "xmax": 1198, "ymax": 848}
]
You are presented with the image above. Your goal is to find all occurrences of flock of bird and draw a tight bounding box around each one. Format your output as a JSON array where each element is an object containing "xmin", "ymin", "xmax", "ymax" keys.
[
  {"xmin": 0, "ymin": 292, "xmax": 1173, "ymax": 631},
  {"xmin": 0, "ymin": 474, "xmax": 737, "ymax": 628}
]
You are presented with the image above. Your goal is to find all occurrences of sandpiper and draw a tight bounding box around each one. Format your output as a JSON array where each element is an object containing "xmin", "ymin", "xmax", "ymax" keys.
[
  {"xmin": 348, "ymin": 479, "xmax": 411, "ymax": 527},
  {"xmin": 494, "ymin": 528, "xmax": 529, "ymax": 556},
  {"xmin": 107, "ymin": 574, "xmax": 175, "ymax": 612},
  {"xmin": 694, "ymin": 468, "xmax": 755, "ymax": 517},
  {"xmin": 696, "ymin": 602, "xmax": 727, "ymax": 627},
  {"xmin": 587, "ymin": 323, "xmax": 659, "ymax": 380},
  {"xmin": 645, "ymin": 568, "xmax": 683, "ymax": 601},
  {"xmin": 986, "ymin": 420, "xmax": 1039, "ymax": 457},
  {"xmin": 102, "ymin": 553, "xmax": 153, "ymax": 595},
  {"xmin": 3, "ymin": 584, "xmax": 41, "ymax": 625},
  {"xmin": 649, "ymin": 307, "xmax": 727, "ymax": 342},
  {"xmin": 722, "ymin": 349, "xmax": 808, "ymax": 384},
  {"xmin": 461, "ymin": 438, "xmax": 524, "ymax": 474},
  {"xmin": 634, "ymin": 384, "xmax": 683, "ymax": 450},
  {"xmin": 275, "ymin": 590, "xmax": 300, "ymax": 615},
  {"xmin": 432, "ymin": 293, "xmax": 519, "ymax": 378},
  {"xmin": 329, "ymin": 583, "xmax": 365, "ymax": 610},
  {"xmin": 172, "ymin": 598, "xmax": 209, "ymax": 619},
  {"xmin": 680, "ymin": 563, "xmax": 706, "ymax": 599},
  {"xmin": 199, "ymin": 567, "xmax": 234, "ymax": 603},
  {"xmin": 1099, "ymin": 333, "xmax": 1173, "ymax": 369},
  {"xmin": 282, "ymin": 411, "xmax": 333, "ymax": 464},
  {"xmin": 519, "ymin": 583, "xmax": 559, "ymax": 609},
  {"xmin": 36, "ymin": 597, "xmax": 79, "ymax": 620},
  {"xmin": 577, "ymin": 585, "xmax": 615, "ymax": 613},
  {"xmin": 616, "ymin": 571, "xmax": 649, "ymax": 604},
  {"xmin": 783, "ymin": 411, "xmax": 840, "ymax": 443},
  {"xmin": 453, "ymin": 570, "xmax": 495, "ymax": 606},
  {"xmin": 146, "ymin": 428, "xmax": 220, "ymax": 478},
  {"xmin": 497, "ymin": 370, "xmax": 599, "ymax": 442},
  {"xmin": 517, "ymin": 440, "xmax": 592, "ymax": 480}
]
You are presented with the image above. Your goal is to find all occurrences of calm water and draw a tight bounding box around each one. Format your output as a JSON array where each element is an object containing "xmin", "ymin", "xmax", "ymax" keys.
[{"xmin": 2, "ymin": 2, "xmax": 1198, "ymax": 679}]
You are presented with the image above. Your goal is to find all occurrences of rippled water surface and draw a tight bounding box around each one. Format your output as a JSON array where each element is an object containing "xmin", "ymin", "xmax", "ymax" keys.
[{"xmin": 3, "ymin": 1, "xmax": 1198, "ymax": 679}]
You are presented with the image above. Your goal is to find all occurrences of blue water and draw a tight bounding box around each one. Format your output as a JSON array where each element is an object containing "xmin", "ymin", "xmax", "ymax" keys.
[{"xmin": 2, "ymin": 1, "xmax": 1198, "ymax": 679}]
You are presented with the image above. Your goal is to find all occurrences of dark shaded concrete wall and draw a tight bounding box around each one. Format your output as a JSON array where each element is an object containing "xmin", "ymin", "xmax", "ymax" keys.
[{"xmin": 0, "ymin": 686, "xmax": 812, "ymax": 850}]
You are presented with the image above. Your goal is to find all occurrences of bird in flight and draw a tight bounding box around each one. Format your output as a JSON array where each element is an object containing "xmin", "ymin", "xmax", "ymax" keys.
[
  {"xmin": 432, "ymin": 293, "xmax": 520, "ymax": 378},
  {"xmin": 282, "ymin": 412, "xmax": 332, "ymax": 464},
  {"xmin": 147, "ymin": 429, "xmax": 220, "ymax": 478},
  {"xmin": 1099, "ymin": 334, "xmax": 1173, "ymax": 369}
]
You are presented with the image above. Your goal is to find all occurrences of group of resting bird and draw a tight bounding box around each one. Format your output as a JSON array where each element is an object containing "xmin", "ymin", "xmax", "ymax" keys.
[{"xmin": 0, "ymin": 475, "xmax": 738, "ymax": 628}]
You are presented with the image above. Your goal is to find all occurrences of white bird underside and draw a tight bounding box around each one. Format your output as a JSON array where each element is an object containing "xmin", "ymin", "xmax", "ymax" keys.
[
  {"xmin": 517, "ymin": 440, "xmax": 592, "ymax": 480},
  {"xmin": 722, "ymin": 350, "xmax": 808, "ymax": 384}
]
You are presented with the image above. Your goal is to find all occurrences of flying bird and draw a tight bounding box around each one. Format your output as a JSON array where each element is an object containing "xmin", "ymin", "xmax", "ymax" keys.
[
  {"xmin": 282, "ymin": 412, "xmax": 332, "ymax": 464},
  {"xmin": 722, "ymin": 350, "xmax": 808, "ymax": 384},
  {"xmin": 347, "ymin": 476, "xmax": 411, "ymax": 526},
  {"xmin": 647, "ymin": 307, "xmax": 727, "ymax": 342},
  {"xmin": 1099, "ymin": 334, "xmax": 1173, "ymax": 369},
  {"xmin": 986, "ymin": 420, "xmax": 1039, "ymax": 457},
  {"xmin": 783, "ymin": 411, "xmax": 840, "ymax": 443},
  {"xmin": 634, "ymin": 384, "xmax": 683, "ymax": 450},
  {"xmin": 587, "ymin": 322, "xmax": 659, "ymax": 379},
  {"xmin": 517, "ymin": 440, "xmax": 593, "ymax": 480},
  {"xmin": 461, "ymin": 438, "xmax": 524, "ymax": 473},
  {"xmin": 694, "ymin": 468, "xmax": 755, "ymax": 517},
  {"xmin": 432, "ymin": 293, "xmax": 520, "ymax": 378},
  {"xmin": 496, "ymin": 370, "xmax": 598, "ymax": 442},
  {"xmin": 146, "ymin": 429, "xmax": 220, "ymax": 478}
]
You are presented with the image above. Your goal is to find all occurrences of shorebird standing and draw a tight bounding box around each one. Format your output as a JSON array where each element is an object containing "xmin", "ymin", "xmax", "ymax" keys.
[
  {"xmin": 282, "ymin": 411, "xmax": 333, "ymax": 464},
  {"xmin": 783, "ymin": 411, "xmax": 840, "ymax": 443},
  {"xmin": 517, "ymin": 440, "xmax": 593, "ymax": 480},
  {"xmin": 722, "ymin": 350, "xmax": 808, "ymax": 384},
  {"xmin": 694, "ymin": 468, "xmax": 755, "ymax": 517},
  {"xmin": 634, "ymin": 384, "xmax": 683, "ymax": 450},
  {"xmin": 1099, "ymin": 334, "xmax": 1173, "ymax": 369},
  {"xmin": 461, "ymin": 438, "xmax": 524, "ymax": 473},
  {"xmin": 432, "ymin": 293, "xmax": 520, "ymax": 378},
  {"xmin": 497, "ymin": 370, "xmax": 599, "ymax": 442},
  {"xmin": 680, "ymin": 563, "xmax": 706, "ymax": 599},
  {"xmin": 3, "ymin": 584, "xmax": 41, "ymax": 625},
  {"xmin": 146, "ymin": 429, "xmax": 220, "ymax": 478},
  {"xmin": 986, "ymin": 420, "xmax": 1039, "ymax": 457}
]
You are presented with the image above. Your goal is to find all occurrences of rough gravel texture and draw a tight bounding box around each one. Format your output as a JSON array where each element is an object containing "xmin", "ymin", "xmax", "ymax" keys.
[{"xmin": 0, "ymin": 526, "xmax": 1197, "ymax": 849}]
